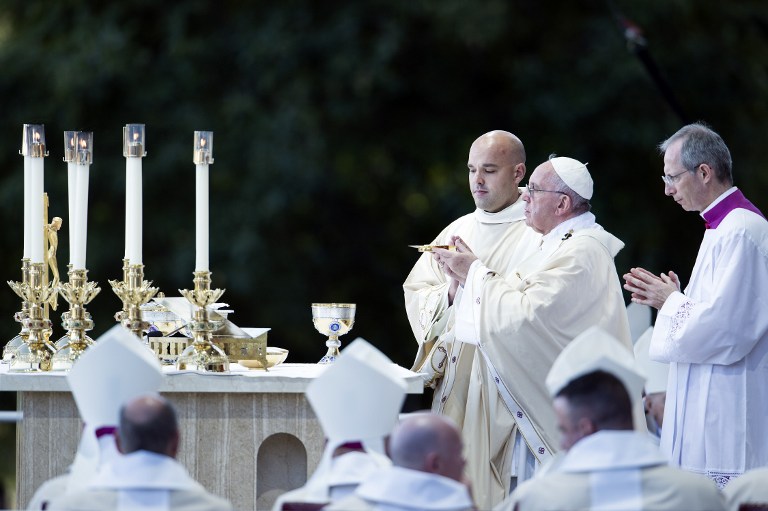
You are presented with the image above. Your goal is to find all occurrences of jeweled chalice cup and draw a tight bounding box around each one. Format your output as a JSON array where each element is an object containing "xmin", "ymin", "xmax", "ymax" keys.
[{"xmin": 311, "ymin": 303, "xmax": 356, "ymax": 364}]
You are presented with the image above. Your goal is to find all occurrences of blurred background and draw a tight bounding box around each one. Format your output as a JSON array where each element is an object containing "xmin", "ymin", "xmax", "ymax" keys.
[{"xmin": 0, "ymin": 0, "xmax": 766, "ymax": 507}]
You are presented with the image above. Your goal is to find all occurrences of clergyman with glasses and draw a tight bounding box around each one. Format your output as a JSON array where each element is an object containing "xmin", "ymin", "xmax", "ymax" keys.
[
  {"xmin": 623, "ymin": 123, "xmax": 768, "ymax": 488},
  {"xmin": 427, "ymin": 154, "xmax": 633, "ymax": 509}
]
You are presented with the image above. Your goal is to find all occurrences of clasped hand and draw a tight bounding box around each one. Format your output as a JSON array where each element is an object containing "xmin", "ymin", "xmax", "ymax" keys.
[{"xmin": 623, "ymin": 267, "xmax": 681, "ymax": 310}]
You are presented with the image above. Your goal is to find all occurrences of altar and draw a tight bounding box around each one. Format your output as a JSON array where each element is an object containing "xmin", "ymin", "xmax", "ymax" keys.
[{"xmin": 1, "ymin": 362, "xmax": 423, "ymax": 510}]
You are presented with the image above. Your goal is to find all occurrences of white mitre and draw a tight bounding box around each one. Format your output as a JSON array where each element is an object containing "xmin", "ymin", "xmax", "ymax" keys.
[
  {"xmin": 546, "ymin": 325, "xmax": 647, "ymax": 431},
  {"xmin": 633, "ymin": 326, "xmax": 669, "ymax": 394},
  {"xmin": 301, "ymin": 338, "xmax": 408, "ymax": 501},
  {"xmin": 65, "ymin": 325, "xmax": 163, "ymax": 493},
  {"xmin": 550, "ymin": 156, "xmax": 593, "ymax": 200}
]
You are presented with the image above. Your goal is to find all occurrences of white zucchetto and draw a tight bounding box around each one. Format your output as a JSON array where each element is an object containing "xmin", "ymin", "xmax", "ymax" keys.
[{"xmin": 550, "ymin": 156, "xmax": 593, "ymax": 200}]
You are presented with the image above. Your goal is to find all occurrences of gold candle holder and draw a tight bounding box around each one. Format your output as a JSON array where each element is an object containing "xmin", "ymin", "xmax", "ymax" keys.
[
  {"xmin": 175, "ymin": 271, "xmax": 230, "ymax": 372},
  {"xmin": 7, "ymin": 262, "xmax": 56, "ymax": 372},
  {"xmin": 3, "ymin": 259, "xmax": 32, "ymax": 363},
  {"xmin": 51, "ymin": 268, "xmax": 101, "ymax": 370},
  {"xmin": 108, "ymin": 263, "xmax": 158, "ymax": 340},
  {"xmin": 110, "ymin": 258, "xmax": 130, "ymax": 323}
]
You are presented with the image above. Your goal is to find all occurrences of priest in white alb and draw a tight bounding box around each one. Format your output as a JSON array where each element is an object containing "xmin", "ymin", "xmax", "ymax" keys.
[
  {"xmin": 432, "ymin": 155, "xmax": 633, "ymax": 509},
  {"xmin": 405, "ymin": 130, "xmax": 538, "ymax": 388},
  {"xmin": 624, "ymin": 123, "xmax": 768, "ymax": 487}
]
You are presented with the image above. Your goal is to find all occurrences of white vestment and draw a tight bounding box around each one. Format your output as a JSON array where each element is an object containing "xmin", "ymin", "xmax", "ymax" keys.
[
  {"xmin": 325, "ymin": 466, "xmax": 474, "ymax": 511},
  {"xmin": 28, "ymin": 432, "xmax": 121, "ymax": 510},
  {"xmin": 271, "ymin": 451, "xmax": 390, "ymax": 511},
  {"xmin": 451, "ymin": 212, "xmax": 634, "ymax": 510},
  {"xmin": 27, "ymin": 474, "xmax": 69, "ymax": 511},
  {"xmin": 723, "ymin": 467, "xmax": 768, "ymax": 511},
  {"xmin": 405, "ymin": 196, "xmax": 539, "ymax": 382},
  {"xmin": 403, "ymin": 197, "xmax": 539, "ymax": 509},
  {"xmin": 51, "ymin": 451, "xmax": 232, "ymax": 511},
  {"xmin": 499, "ymin": 430, "xmax": 725, "ymax": 511},
  {"xmin": 650, "ymin": 190, "xmax": 768, "ymax": 487}
]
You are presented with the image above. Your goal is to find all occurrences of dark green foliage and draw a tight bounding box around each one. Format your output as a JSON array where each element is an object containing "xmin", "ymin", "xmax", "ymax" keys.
[{"xmin": 0, "ymin": 0, "xmax": 765, "ymax": 371}]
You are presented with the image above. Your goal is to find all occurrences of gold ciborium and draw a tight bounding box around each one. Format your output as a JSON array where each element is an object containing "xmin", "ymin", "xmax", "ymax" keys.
[
  {"xmin": 52, "ymin": 268, "xmax": 101, "ymax": 370},
  {"xmin": 311, "ymin": 303, "xmax": 356, "ymax": 364},
  {"xmin": 175, "ymin": 271, "xmax": 229, "ymax": 372},
  {"xmin": 7, "ymin": 262, "xmax": 56, "ymax": 372}
]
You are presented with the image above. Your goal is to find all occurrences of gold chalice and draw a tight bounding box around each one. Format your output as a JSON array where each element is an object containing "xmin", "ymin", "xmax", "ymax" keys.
[{"xmin": 311, "ymin": 303, "xmax": 355, "ymax": 364}]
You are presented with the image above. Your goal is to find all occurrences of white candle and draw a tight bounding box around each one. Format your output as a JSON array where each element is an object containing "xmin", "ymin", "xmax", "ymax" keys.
[
  {"xmin": 23, "ymin": 154, "xmax": 30, "ymax": 259},
  {"xmin": 72, "ymin": 132, "xmax": 92, "ymax": 270},
  {"xmin": 193, "ymin": 131, "xmax": 213, "ymax": 272},
  {"xmin": 72, "ymin": 163, "xmax": 89, "ymax": 269},
  {"xmin": 64, "ymin": 131, "xmax": 78, "ymax": 266},
  {"xmin": 127, "ymin": 157, "xmax": 142, "ymax": 265},
  {"xmin": 124, "ymin": 160, "xmax": 133, "ymax": 260},
  {"xmin": 195, "ymin": 163, "xmax": 209, "ymax": 271},
  {"xmin": 123, "ymin": 124, "xmax": 145, "ymax": 266},
  {"xmin": 22, "ymin": 125, "xmax": 46, "ymax": 264},
  {"xmin": 29, "ymin": 153, "xmax": 45, "ymax": 264}
]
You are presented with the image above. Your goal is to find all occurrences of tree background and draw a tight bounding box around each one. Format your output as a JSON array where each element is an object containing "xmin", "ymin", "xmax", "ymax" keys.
[{"xmin": 0, "ymin": 0, "xmax": 766, "ymax": 506}]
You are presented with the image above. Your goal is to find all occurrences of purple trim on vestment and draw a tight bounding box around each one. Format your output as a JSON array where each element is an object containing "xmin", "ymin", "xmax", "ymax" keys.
[
  {"xmin": 95, "ymin": 426, "xmax": 117, "ymax": 438},
  {"xmin": 702, "ymin": 189, "xmax": 765, "ymax": 229},
  {"xmin": 337, "ymin": 441, "xmax": 364, "ymax": 451}
]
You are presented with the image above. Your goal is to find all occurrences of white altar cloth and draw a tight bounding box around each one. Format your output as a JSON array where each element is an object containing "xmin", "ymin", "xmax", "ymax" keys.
[{"xmin": 0, "ymin": 362, "xmax": 424, "ymax": 394}]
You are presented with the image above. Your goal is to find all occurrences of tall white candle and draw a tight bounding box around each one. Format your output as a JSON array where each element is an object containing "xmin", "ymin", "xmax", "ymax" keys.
[
  {"xmin": 23, "ymin": 154, "xmax": 30, "ymax": 259},
  {"xmin": 124, "ymin": 161, "xmax": 133, "ymax": 260},
  {"xmin": 72, "ymin": 132, "xmax": 92, "ymax": 270},
  {"xmin": 127, "ymin": 158, "xmax": 142, "ymax": 265},
  {"xmin": 195, "ymin": 163, "xmax": 209, "ymax": 271},
  {"xmin": 123, "ymin": 124, "xmax": 145, "ymax": 266},
  {"xmin": 193, "ymin": 131, "xmax": 213, "ymax": 272},
  {"xmin": 22, "ymin": 125, "xmax": 47, "ymax": 264},
  {"xmin": 29, "ymin": 154, "xmax": 45, "ymax": 264},
  {"xmin": 64, "ymin": 131, "xmax": 78, "ymax": 266}
]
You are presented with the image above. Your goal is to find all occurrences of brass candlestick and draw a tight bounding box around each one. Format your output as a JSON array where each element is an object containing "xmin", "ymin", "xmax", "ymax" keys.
[
  {"xmin": 7, "ymin": 262, "xmax": 56, "ymax": 372},
  {"xmin": 54, "ymin": 263, "xmax": 73, "ymax": 350},
  {"xmin": 109, "ymin": 263, "xmax": 158, "ymax": 340},
  {"xmin": 110, "ymin": 258, "xmax": 130, "ymax": 324},
  {"xmin": 51, "ymin": 268, "xmax": 101, "ymax": 370},
  {"xmin": 3, "ymin": 259, "xmax": 32, "ymax": 363},
  {"xmin": 175, "ymin": 271, "xmax": 229, "ymax": 372}
]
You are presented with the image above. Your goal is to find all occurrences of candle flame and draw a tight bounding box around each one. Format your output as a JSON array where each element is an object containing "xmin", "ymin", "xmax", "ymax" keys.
[
  {"xmin": 133, "ymin": 132, "xmax": 139, "ymax": 142},
  {"xmin": 33, "ymin": 131, "xmax": 41, "ymax": 142},
  {"xmin": 69, "ymin": 137, "xmax": 75, "ymax": 147},
  {"xmin": 200, "ymin": 137, "xmax": 206, "ymax": 148},
  {"xmin": 80, "ymin": 138, "xmax": 87, "ymax": 149}
]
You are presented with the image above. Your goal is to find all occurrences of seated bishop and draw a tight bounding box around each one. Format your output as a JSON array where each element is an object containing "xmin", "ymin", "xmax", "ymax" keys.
[
  {"xmin": 51, "ymin": 392, "xmax": 232, "ymax": 511},
  {"xmin": 497, "ymin": 326, "xmax": 725, "ymax": 511},
  {"xmin": 271, "ymin": 338, "xmax": 408, "ymax": 511},
  {"xmin": 27, "ymin": 325, "xmax": 164, "ymax": 510},
  {"xmin": 325, "ymin": 412, "xmax": 474, "ymax": 511}
]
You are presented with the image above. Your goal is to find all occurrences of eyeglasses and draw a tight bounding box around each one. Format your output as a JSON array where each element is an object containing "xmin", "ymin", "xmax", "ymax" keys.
[
  {"xmin": 526, "ymin": 183, "xmax": 566, "ymax": 199},
  {"xmin": 661, "ymin": 168, "xmax": 695, "ymax": 186}
]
